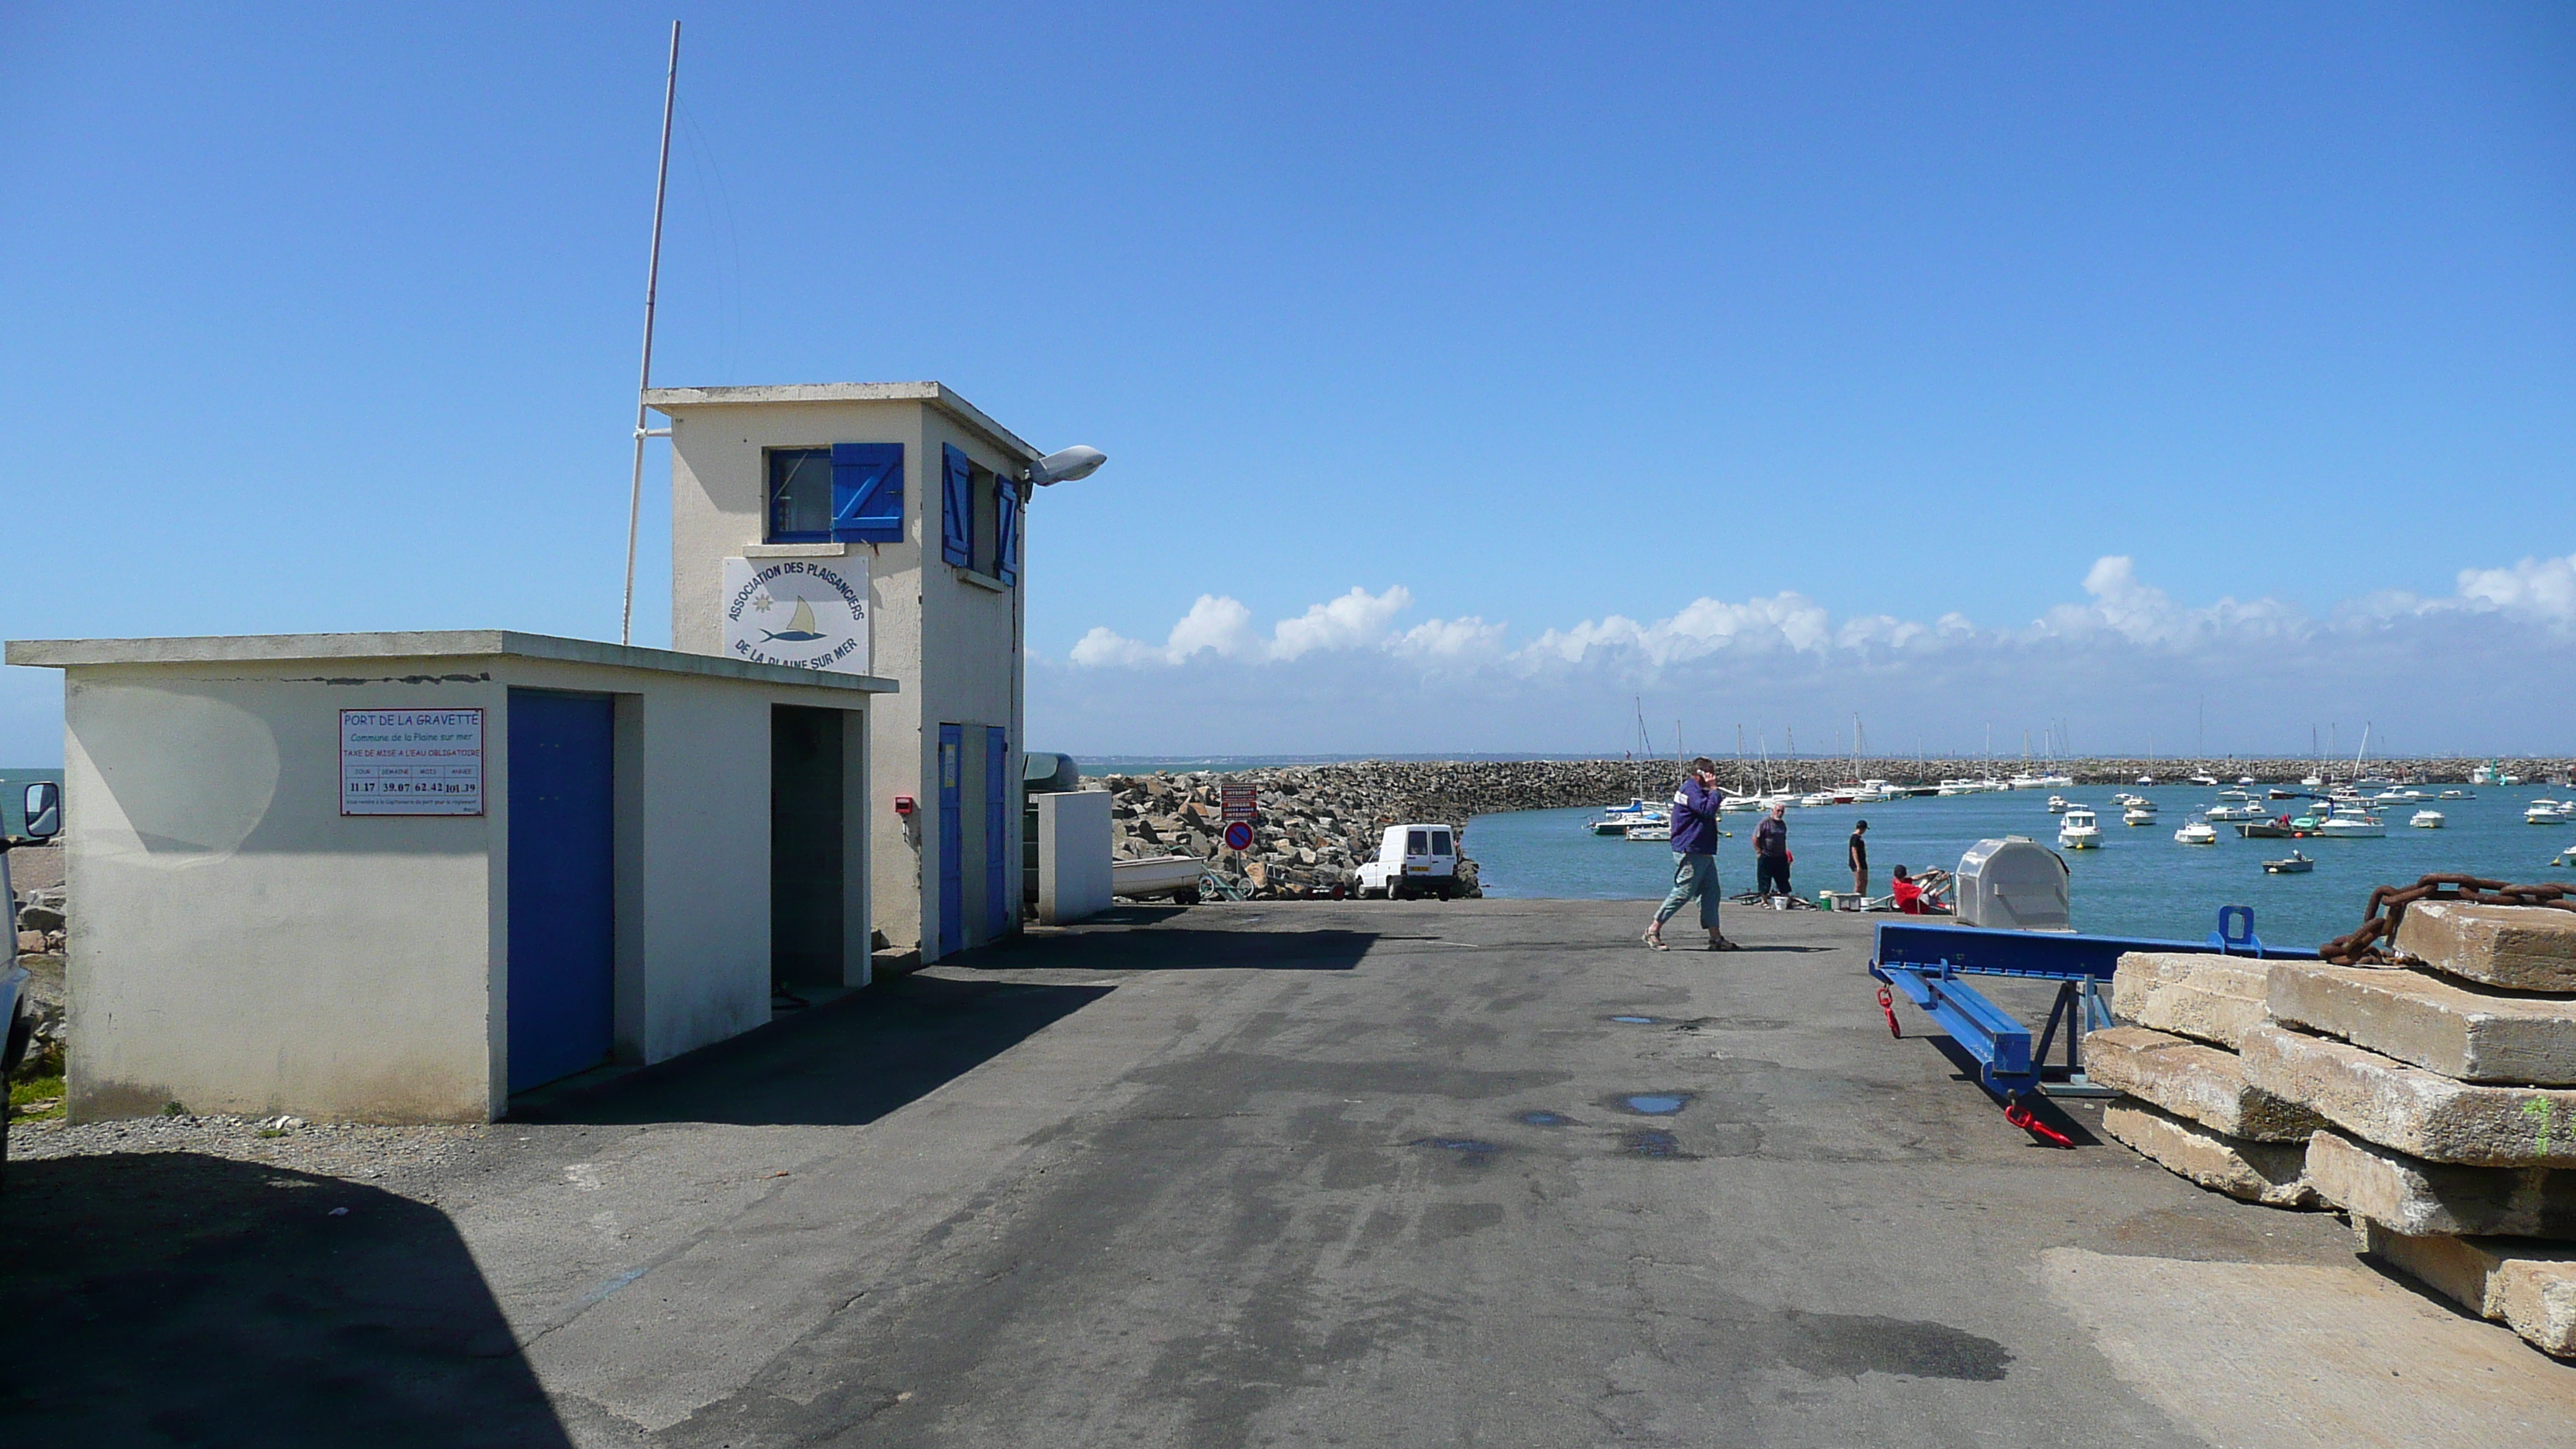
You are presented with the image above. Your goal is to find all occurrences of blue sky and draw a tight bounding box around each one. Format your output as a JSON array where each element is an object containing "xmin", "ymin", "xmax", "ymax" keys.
[{"xmin": 3, "ymin": 3, "xmax": 2571, "ymax": 762}]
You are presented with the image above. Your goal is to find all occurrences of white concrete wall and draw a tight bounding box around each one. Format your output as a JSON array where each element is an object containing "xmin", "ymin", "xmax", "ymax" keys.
[
  {"xmin": 1036, "ymin": 791, "xmax": 1112, "ymax": 926},
  {"xmin": 63, "ymin": 668, "xmax": 503, "ymax": 1122},
  {"xmin": 662, "ymin": 394, "xmax": 1032, "ymax": 962},
  {"xmin": 53, "ymin": 651, "xmax": 872, "ymax": 1122}
]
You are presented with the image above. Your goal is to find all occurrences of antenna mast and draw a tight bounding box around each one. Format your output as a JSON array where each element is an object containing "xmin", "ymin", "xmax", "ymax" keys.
[{"xmin": 620, "ymin": 22, "xmax": 683, "ymax": 647}]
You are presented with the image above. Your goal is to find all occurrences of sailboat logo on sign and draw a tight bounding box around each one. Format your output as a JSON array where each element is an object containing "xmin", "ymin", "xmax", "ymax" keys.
[{"xmin": 722, "ymin": 557, "xmax": 869, "ymax": 673}]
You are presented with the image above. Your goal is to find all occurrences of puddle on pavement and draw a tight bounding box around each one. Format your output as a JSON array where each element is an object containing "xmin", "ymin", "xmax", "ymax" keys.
[
  {"xmin": 1613, "ymin": 1092, "xmax": 1694, "ymax": 1116},
  {"xmin": 1620, "ymin": 1128, "xmax": 1688, "ymax": 1159},
  {"xmin": 1516, "ymin": 1111, "xmax": 1574, "ymax": 1127}
]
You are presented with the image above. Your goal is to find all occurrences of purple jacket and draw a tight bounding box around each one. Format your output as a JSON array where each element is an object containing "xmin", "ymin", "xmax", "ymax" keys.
[{"xmin": 1669, "ymin": 777, "xmax": 1725, "ymax": 855}]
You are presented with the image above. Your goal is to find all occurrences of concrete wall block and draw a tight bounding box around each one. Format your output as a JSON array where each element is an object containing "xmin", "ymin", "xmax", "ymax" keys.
[
  {"xmin": 2101, "ymin": 1099, "xmax": 2318, "ymax": 1208},
  {"xmin": 2240, "ymin": 1024, "xmax": 2576, "ymax": 1167},
  {"xmin": 2111, "ymin": 951, "xmax": 2270, "ymax": 1049},
  {"xmin": 2081, "ymin": 1026, "xmax": 2327, "ymax": 1141},
  {"xmin": 2268, "ymin": 961, "xmax": 2576, "ymax": 1085},
  {"xmin": 2309, "ymin": 1129, "xmax": 2576, "ymax": 1238},
  {"xmin": 2393, "ymin": 901, "xmax": 2576, "ymax": 994},
  {"xmin": 2358, "ymin": 1222, "xmax": 2576, "ymax": 1358}
]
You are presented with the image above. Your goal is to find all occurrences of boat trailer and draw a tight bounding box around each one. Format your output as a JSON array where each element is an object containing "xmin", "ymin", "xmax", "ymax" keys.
[{"xmin": 1868, "ymin": 906, "xmax": 2318, "ymax": 1146}]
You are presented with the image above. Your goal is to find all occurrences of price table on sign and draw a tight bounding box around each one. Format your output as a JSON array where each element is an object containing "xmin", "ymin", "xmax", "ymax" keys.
[{"xmin": 1220, "ymin": 784, "xmax": 1259, "ymax": 824}]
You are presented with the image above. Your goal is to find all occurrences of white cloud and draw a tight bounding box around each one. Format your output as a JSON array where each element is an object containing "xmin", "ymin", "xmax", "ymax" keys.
[
  {"xmin": 1040, "ymin": 555, "xmax": 2576, "ymax": 755},
  {"xmin": 1271, "ymin": 586, "xmax": 1412, "ymax": 659},
  {"xmin": 2456, "ymin": 553, "xmax": 2576, "ymax": 625}
]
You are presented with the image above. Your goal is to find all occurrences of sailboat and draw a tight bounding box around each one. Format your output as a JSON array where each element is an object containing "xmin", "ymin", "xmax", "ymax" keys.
[{"xmin": 759, "ymin": 597, "xmax": 828, "ymax": 642}]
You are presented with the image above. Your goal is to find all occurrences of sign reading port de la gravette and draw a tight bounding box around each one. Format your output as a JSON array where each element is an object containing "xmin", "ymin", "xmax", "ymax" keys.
[
  {"xmin": 341, "ymin": 708, "xmax": 484, "ymax": 816},
  {"xmin": 723, "ymin": 557, "xmax": 869, "ymax": 673}
]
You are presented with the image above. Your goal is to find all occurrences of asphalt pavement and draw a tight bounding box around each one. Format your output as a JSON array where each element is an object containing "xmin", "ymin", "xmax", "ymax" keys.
[{"xmin": 9, "ymin": 899, "xmax": 2574, "ymax": 1446}]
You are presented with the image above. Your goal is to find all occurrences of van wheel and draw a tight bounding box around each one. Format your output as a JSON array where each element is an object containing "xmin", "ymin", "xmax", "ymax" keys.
[{"xmin": 1390, "ymin": 882, "xmax": 1412, "ymax": 902}]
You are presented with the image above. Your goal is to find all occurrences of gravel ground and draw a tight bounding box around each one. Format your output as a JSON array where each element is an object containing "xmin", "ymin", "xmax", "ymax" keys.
[{"xmin": 10, "ymin": 1112, "xmax": 494, "ymax": 1196}]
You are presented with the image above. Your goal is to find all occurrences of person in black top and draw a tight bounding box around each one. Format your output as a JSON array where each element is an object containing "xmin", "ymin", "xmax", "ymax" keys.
[
  {"xmin": 1848, "ymin": 820, "xmax": 1869, "ymax": 897},
  {"xmin": 1752, "ymin": 806, "xmax": 1790, "ymax": 898}
]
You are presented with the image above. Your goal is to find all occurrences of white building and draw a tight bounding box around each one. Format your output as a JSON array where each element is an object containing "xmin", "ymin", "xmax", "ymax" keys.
[
  {"xmin": 4, "ymin": 632, "xmax": 892, "ymax": 1121},
  {"xmin": 646, "ymin": 382, "xmax": 1073, "ymax": 964}
]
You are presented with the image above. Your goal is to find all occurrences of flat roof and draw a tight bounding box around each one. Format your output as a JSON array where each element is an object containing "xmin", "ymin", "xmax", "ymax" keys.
[
  {"xmin": 5, "ymin": 630, "xmax": 897, "ymax": 694},
  {"xmin": 641, "ymin": 382, "xmax": 1043, "ymax": 464}
]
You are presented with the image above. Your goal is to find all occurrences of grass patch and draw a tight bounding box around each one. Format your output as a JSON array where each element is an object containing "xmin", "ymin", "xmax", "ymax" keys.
[
  {"xmin": 9, "ymin": 1072, "xmax": 66, "ymax": 1121},
  {"xmin": 9, "ymin": 1039, "xmax": 68, "ymax": 1121}
]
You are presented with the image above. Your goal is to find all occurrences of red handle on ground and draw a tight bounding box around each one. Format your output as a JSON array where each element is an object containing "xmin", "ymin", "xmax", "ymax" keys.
[
  {"xmin": 1876, "ymin": 985, "xmax": 1900, "ymax": 1039},
  {"xmin": 2003, "ymin": 1094, "xmax": 2074, "ymax": 1148}
]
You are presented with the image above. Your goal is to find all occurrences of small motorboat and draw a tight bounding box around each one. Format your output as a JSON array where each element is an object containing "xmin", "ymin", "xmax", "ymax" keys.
[
  {"xmin": 2122, "ymin": 801, "xmax": 2160, "ymax": 826},
  {"xmin": 2410, "ymin": 810, "xmax": 2445, "ymax": 830},
  {"xmin": 1623, "ymin": 821, "xmax": 1671, "ymax": 841},
  {"xmin": 2268, "ymin": 787, "xmax": 2300, "ymax": 800},
  {"xmin": 2315, "ymin": 813, "xmax": 2387, "ymax": 839},
  {"xmin": 1112, "ymin": 855, "xmax": 1207, "ymax": 899},
  {"xmin": 2190, "ymin": 773, "xmax": 2220, "ymax": 787},
  {"xmin": 2528, "ymin": 800, "xmax": 2574, "ymax": 824},
  {"xmin": 2440, "ymin": 789, "xmax": 2472, "ymax": 800},
  {"xmin": 2205, "ymin": 802, "xmax": 2266, "ymax": 822},
  {"xmin": 1587, "ymin": 797, "xmax": 1666, "ymax": 834},
  {"xmin": 2217, "ymin": 788, "xmax": 2253, "ymax": 802},
  {"xmin": 2047, "ymin": 794, "xmax": 2071, "ymax": 814},
  {"xmin": 2059, "ymin": 808, "xmax": 2103, "ymax": 850},
  {"xmin": 2555, "ymin": 845, "xmax": 2576, "ymax": 869},
  {"xmin": 2264, "ymin": 851, "xmax": 2316, "ymax": 874},
  {"xmin": 2174, "ymin": 820, "xmax": 2218, "ymax": 845}
]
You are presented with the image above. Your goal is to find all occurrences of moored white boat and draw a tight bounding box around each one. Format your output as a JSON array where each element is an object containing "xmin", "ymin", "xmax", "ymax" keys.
[
  {"xmin": 2315, "ymin": 813, "xmax": 2386, "ymax": 839},
  {"xmin": 2528, "ymin": 800, "xmax": 2574, "ymax": 824},
  {"xmin": 2264, "ymin": 851, "xmax": 2315, "ymax": 874},
  {"xmin": 2410, "ymin": 809, "xmax": 2444, "ymax": 829},
  {"xmin": 1112, "ymin": 855, "xmax": 1206, "ymax": 899},
  {"xmin": 2174, "ymin": 820, "xmax": 2218, "ymax": 844},
  {"xmin": 2058, "ymin": 808, "xmax": 2102, "ymax": 849},
  {"xmin": 2205, "ymin": 802, "xmax": 2266, "ymax": 822},
  {"xmin": 2047, "ymin": 794, "xmax": 2071, "ymax": 813},
  {"xmin": 2440, "ymin": 789, "xmax": 2472, "ymax": 800},
  {"xmin": 1623, "ymin": 821, "xmax": 1670, "ymax": 841},
  {"xmin": 2122, "ymin": 800, "xmax": 2160, "ymax": 826}
]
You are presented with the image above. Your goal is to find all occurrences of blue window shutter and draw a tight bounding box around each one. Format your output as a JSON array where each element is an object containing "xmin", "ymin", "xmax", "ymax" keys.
[
  {"xmin": 995, "ymin": 480, "xmax": 1021, "ymax": 586},
  {"xmin": 830, "ymin": 443, "xmax": 904, "ymax": 543},
  {"xmin": 940, "ymin": 444, "xmax": 972, "ymax": 567}
]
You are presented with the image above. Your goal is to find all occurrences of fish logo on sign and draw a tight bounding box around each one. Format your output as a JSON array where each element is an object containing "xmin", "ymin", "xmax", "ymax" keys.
[
  {"xmin": 723, "ymin": 557, "xmax": 870, "ymax": 673},
  {"xmin": 761, "ymin": 598, "xmax": 826, "ymax": 643}
]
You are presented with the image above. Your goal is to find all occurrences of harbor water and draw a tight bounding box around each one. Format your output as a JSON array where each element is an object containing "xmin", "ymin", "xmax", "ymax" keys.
[{"xmin": 1468, "ymin": 788, "xmax": 2576, "ymax": 949}]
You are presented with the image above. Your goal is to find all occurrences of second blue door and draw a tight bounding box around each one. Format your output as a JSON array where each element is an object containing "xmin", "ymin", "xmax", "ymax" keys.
[
  {"xmin": 985, "ymin": 726, "xmax": 1009, "ymax": 939},
  {"xmin": 937, "ymin": 724, "xmax": 963, "ymax": 957}
]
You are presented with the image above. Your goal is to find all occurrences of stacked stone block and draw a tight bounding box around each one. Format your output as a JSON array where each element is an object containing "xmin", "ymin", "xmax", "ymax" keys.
[
  {"xmin": 2244, "ymin": 902, "xmax": 2576, "ymax": 1358},
  {"xmin": 2084, "ymin": 952, "xmax": 2328, "ymax": 1206}
]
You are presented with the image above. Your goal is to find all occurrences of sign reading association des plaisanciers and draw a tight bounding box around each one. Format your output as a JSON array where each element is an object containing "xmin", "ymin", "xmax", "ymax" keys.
[
  {"xmin": 723, "ymin": 557, "xmax": 870, "ymax": 673},
  {"xmin": 341, "ymin": 708, "xmax": 484, "ymax": 816}
]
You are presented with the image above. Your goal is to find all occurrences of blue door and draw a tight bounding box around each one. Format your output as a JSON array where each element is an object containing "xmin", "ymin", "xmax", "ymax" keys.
[
  {"xmin": 937, "ymin": 724, "xmax": 963, "ymax": 957},
  {"xmin": 985, "ymin": 726, "xmax": 1009, "ymax": 939},
  {"xmin": 508, "ymin": 691, "xmax": 615, "ymax": 1091}
]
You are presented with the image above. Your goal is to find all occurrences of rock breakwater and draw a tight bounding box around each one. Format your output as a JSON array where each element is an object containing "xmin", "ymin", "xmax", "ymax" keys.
[{"xmin": 1085, "ymin": 757, "xmax": 2573, "ymax": 902}]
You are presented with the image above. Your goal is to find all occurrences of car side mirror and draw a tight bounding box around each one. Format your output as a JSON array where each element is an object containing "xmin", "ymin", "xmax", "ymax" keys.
[{"xmin": 22, "ymin": 781, "xmax": 60, "ymax": 841}]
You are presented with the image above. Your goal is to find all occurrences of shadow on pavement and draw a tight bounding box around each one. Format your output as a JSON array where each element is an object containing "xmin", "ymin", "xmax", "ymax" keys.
[
  {"xmin": 516, "ymin": 971, "xmax": 1114, "ymax": 1127},
  {"xmin": 0, "ymin": 1152, "xmax": 567, "ymax": 1447},
  {"xmin": 971, "ymin": 923, "xmax": 1382, "ymax": 973},
  {"xmin": 1918, "ymin": 1035, "xmax": 2105, "ymax": 1146}
]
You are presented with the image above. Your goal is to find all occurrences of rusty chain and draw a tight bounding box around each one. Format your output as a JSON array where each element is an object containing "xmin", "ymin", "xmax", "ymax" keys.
[{"xmin": 2317, "ymin": 874, "xmax": 2576, "ymax": 964}]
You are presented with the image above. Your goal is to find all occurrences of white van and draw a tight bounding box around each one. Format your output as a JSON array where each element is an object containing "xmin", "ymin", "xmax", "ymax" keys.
[{"xmin": 1355, "ymin": 823, "xmax": 1461, "ymax": 900}]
